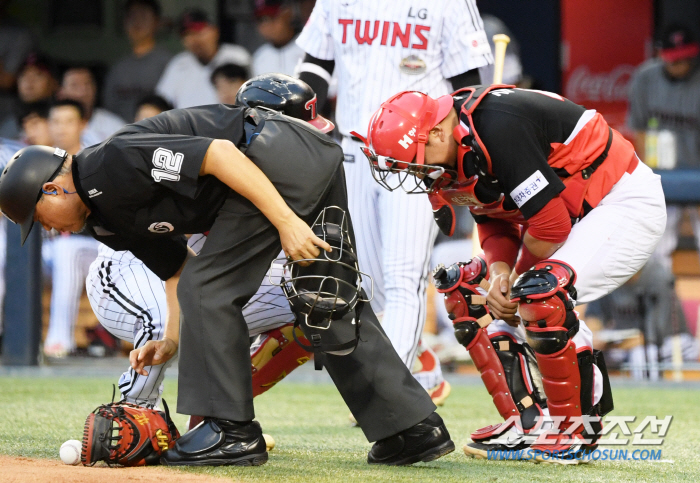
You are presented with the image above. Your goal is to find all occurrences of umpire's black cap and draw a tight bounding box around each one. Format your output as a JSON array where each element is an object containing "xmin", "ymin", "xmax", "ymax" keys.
[
  {"xmin": 0, "ymin": 145, "xmax": 68, "ymax": 244},
  {"xmin": 236, "ymin": 73, "xmax": 334, "ymax": 133}
]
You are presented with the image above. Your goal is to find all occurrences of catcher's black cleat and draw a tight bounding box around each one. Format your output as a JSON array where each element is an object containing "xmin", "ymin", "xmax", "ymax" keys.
[
  {"xmin": 367, "ymin": 412, "xmax": 455, "ymax": 466},
  {"xmin": 160, "ymin": 418, "xmax": 268, "ymax": 466}
]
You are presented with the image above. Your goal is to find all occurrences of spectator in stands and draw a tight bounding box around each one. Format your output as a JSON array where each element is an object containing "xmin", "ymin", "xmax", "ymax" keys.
[
  {"xmin": 0, "ymin": 53, "xmax": 58, "ymax": 140},
  {"xmin": 585, "ymin": 258, "xmax": 699, "ymax": 380},
  {"xmin": 48, "ymin": 99, "xmax": 86, "ymax": 155},
  {"xmin": 627, "ymin": 24, "xmax": 700, "ymax": 271},
  {"xmin": 251, "ymin": 0, "xmax": 305, "ymax": 77},
  {"xmin": 0, "ymin": 0, "xmax": 34, "ymax": 119},
  {"xmin": 42, "ymin": 99, "xmax": 100, "ymax": 358},
  {"xmin": 103, "ymin": 0, "xmax": 172, "ymax": 122},
  {"xmin": 156, "ymin": 8, "xmax": 250, "ymax": 108},
  {"xmin": 211, "ymin": 63, "xmax": 249, "ymax": 104},
  {"xmin": 59, "ymin": 67, "xmax": 126, "ymax": 146},
  {"xmin": 18, "ymin": 100, "xmax": 51, "ymax": 146},
  {"xmin": 134, "ymin": 93, "xmax": 172, "ymax": 122}
]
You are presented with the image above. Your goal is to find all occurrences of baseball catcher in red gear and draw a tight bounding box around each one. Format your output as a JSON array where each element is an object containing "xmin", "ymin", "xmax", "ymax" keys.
[{"xmin": 358, "ymin": 85, "xmax": 666, "ymax": 463}]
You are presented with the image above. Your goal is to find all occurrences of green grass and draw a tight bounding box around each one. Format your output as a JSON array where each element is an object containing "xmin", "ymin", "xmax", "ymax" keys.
[{"xmin": 1, "ymin": 376, "xmax": 699, "ymax": 482}]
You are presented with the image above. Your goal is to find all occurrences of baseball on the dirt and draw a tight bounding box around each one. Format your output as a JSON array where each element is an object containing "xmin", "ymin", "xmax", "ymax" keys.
[{"xmin": 59, "ymin": 439, "xmax": 81, "ymax": 465}]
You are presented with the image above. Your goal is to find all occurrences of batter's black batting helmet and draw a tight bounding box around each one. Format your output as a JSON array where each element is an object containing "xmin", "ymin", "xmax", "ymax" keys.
[
  {"xmin": 236, "ymin": 73, "xmax": 334, "ymax": 133},
  {"xmin": 0, "ymin": 145, "xmax": 68, "ymax": 244}
]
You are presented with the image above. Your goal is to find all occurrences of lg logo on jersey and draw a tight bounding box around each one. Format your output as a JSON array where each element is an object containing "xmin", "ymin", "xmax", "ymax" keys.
[
  {"xmin": 148, "ymin": 222, "xmax": 174, "ymax": 233},
  {"xmin": 151, "ymin": 147, "xmax": 183, "ymax": 182}
]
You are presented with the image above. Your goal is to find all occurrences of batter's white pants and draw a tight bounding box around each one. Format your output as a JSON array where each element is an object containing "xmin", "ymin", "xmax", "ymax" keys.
[
  {"xmin": 343, "ymin": 138, "xmax": 442, "ymax": 390},
  {"xmin": 86, "ymin": 238, "xmax": 294, "ymax": 408},
  {"xmin": 42, "ymin": 234, "xmax": 100, "ymax": 351},
  {"xmin": 487, "ymin": 161, "xmax": 666, "ymax": 408}
]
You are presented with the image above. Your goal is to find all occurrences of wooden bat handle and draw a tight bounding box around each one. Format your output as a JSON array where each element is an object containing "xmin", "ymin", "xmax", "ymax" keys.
[
  {"xmin": 471, "ymin": 34, "xmax": 512, "ymax": 258},
  {"xmin": 492, "ymin": 34, "xmax": 511, "ymax": 85}
]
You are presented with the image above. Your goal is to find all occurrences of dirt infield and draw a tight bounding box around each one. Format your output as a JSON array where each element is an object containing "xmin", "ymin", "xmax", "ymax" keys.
[{"xmin": 0, "ymin": 456, "xmax": 233, "ymax": 483}]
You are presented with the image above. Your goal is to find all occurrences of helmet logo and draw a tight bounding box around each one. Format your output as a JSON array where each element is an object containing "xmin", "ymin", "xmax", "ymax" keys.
[
  {"xmin": 398, "ymin": 127, "xmax": 417, "ymax": 149},
  {"xmin": 148, "ymin": 222, "xmax": 174, "ymax": 233},
  {"xmin": 305, "ymin": 96, "xmax": 318, "ymax": 119}
]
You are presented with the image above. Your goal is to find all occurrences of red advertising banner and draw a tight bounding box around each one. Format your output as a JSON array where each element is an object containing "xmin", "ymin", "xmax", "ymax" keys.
[{"xmin": 561, "ymin": 0, "xmax": 653, "ymax": 137}]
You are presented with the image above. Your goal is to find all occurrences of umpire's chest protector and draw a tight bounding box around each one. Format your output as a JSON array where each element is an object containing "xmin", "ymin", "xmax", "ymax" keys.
[{"xmin": 243, "ymin": 110, "xmax": 344, "ymax": 217}]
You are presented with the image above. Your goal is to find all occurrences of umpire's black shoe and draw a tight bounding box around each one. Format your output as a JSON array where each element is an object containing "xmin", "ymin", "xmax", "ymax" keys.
[
  {"xmin": 367, "ymin": 412, "xmax": 455, "ymax": 466},
  {"xmin": 161, "ymin": 418, "xmax": 268, "ymax": 466}
]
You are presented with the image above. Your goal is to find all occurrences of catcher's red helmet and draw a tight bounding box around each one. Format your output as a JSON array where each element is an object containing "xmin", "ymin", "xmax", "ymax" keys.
[
  {"xmin": 368, "ymin": 91, "xmax": 453, "ymax": 165},
  {"xmin": 351, "ymin": 91, "xmax": 454, "ymax": 193}
]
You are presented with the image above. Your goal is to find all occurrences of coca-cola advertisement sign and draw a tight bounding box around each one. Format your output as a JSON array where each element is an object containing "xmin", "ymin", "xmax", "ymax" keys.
[
  {"xmin": 565, "ymin": 65, "xmax": 636, "ymax": 104},
  {"xmin": 561, "ymin": 0, "xmax": 652, "ymax": 132}
]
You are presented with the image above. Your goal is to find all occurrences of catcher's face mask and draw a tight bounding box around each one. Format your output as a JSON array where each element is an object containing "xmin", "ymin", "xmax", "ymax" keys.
[
  {"xmin": 357, "ymin": 145, "xmax": 457, "ymax": 195},
  {"xmin": 273, "ymin": 206, "xmax": 372, "ymax": 330}
]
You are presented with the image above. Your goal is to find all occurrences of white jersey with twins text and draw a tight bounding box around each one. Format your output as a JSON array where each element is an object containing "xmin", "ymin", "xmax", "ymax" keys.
[{"xmin": 296, "ymin": 0, "xmax": 493, "ymax": 137}]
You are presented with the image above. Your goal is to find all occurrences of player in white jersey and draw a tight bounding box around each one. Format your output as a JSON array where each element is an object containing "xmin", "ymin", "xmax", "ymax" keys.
[{"xmin": 297, "ymin": 0, "xmax": 493, "ymax": 401}]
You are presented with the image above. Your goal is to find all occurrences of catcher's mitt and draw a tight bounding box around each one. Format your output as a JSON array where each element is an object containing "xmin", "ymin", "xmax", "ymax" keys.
[{"xmin": 81, "ymin": 399, "xmax": 180, "ymax": 466}]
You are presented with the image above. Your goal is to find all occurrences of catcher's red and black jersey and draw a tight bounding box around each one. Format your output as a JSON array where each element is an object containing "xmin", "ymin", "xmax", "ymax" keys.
[
  {"xmin": 72, "ymin": 104, "xmax": 344, "ymax": 279},
  {"xmin": 453, "ymin": 87, "xmax": 637, "ymax": 223}
]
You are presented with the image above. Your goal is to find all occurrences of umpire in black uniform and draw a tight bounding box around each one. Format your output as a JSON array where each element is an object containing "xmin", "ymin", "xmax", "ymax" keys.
[{"xmin": 0, "ymin": 75, "xmax": 453, "ymax": 467}]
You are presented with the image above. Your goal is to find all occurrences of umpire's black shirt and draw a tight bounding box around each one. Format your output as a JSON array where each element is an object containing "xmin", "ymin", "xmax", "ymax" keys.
[{"xmin": 72, "ymin": 104, "xmax": 344, "ymax": 280}]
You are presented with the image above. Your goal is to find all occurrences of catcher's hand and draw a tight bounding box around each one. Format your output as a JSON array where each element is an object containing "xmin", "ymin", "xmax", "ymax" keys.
[{"xmin": 81, "ymin": 400, "xmax": 180, "ymax": 466}]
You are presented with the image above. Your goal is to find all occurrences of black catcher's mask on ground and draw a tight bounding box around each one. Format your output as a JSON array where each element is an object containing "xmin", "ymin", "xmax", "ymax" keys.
[{"xmin": 271, "ymin": 207, "xmax": 372, "ymax": 369}]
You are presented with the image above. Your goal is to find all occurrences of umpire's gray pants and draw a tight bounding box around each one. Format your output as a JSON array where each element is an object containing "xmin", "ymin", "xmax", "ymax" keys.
[{"xmin": 176, "ymin": 168, "xmax": 435, "ymax": 442}]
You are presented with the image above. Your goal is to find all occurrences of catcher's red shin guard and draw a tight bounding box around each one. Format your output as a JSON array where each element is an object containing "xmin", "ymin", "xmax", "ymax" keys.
[
  {"xmin": 433, "ymin": 258, "xmax": 545, "ymax": 440},
  {"xmin": 511, "ymin": 260, "xmax": 613, "ymax": 449},
  {"xmin": 251, "ymin": 323, "xmax": 312, "ymax": 397}
]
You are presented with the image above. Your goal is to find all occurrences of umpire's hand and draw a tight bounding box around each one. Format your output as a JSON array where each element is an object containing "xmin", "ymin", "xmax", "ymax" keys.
[
  {"xmin": 130, "ymin": 338, "xmax": 178, "ymax": 376},
  {"xmin": 278, "ymin": 213, "xmax": 331, "ymax": 266}
]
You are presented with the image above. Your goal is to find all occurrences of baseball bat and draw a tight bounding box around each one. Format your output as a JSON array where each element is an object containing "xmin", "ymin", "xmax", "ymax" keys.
[
  {"xmin": 471, "ymin": 34, "xmax": 512, "ymax": 257},
  {"xmin": 492, "ymin": 34, "xmax": 511, "ymax": 85}
]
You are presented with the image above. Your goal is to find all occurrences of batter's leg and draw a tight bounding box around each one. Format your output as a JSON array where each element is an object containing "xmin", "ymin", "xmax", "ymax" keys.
[
  {"xmin": 308, "ymin": 168, "xmax": 438, "ymax": 442},
  {"xmin": 341, "ymin": 138, "xmax": 384, "ymax": 312},
  {"xmin": 378, "ymin": 175, "xmax": 439, "ymax": 381}
]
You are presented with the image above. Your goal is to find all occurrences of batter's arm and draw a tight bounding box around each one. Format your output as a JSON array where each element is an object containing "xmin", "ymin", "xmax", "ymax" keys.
[
  {"xmin": 200, "ymin": 139, "xmax": 331, "ymax": 262},
  {"xmin": 298, "ymin": 54, "xmax": 335, "ymax": 113}
]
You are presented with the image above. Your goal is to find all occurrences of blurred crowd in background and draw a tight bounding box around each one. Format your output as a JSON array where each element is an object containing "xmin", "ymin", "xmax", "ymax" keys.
[{"xmin": 0, "ymin": 0, "xmax": 699, "ymax": 380}]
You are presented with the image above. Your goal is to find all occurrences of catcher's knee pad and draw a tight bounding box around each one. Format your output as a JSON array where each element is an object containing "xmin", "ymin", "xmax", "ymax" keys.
[
  {"xmin": 251, "ymin": 324, "xmax": 311, "ymax": 397},
  {"xmin": 434, "ymin": 258, "xmax": 545, "ymax": 437},
  {"xmin": 511, "ymin": 260, "xmax": 578, "ymax": 337}
]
